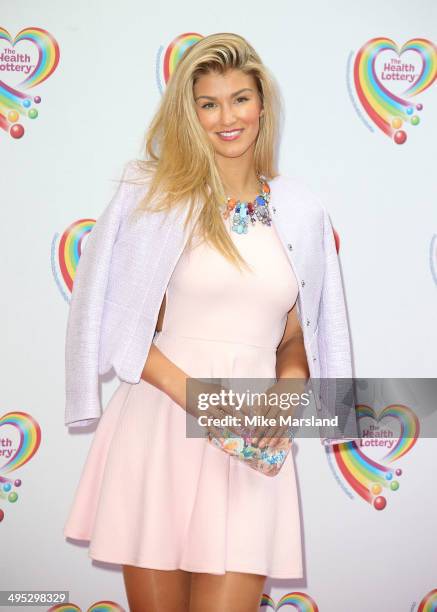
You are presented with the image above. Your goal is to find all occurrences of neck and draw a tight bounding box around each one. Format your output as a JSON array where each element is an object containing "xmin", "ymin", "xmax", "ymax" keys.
[{"xmin": 216, "ymin": 153, "xmax": 260, "ymax": 201}]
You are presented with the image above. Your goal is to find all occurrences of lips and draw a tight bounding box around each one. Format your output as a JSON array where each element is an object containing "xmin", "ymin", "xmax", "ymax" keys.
[{"xmin": 216, "ymin": 129, "xmax": 244, "ymax": 141}]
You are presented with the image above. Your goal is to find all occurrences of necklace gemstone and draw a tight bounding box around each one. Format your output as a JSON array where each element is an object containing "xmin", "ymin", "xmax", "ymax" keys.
[{"xmin": 223, "ymin": 175, "xmax": 272, "ymax": 234}]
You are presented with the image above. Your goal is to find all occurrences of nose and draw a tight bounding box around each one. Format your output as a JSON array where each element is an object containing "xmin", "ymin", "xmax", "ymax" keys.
[{"xmin": 219, "ymin": 103, "xmax": 237, "ymax": 127}]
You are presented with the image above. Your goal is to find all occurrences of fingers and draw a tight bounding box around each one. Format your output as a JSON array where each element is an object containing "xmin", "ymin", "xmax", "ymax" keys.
[
  {"xmin": 206, "ymin": 403, "xmax": 244, "ymax": 438},
  {"xmin": 257, "ymin": 401, "xmax": 298, "ymax": 449},
  {"xmin": 260, "ymin": 412, "xmax": 290, "ymax": 449},
  {"xmin": 251, "ymin": 404, "xmax": 281, "ymax": 447},
  {"xmin": 206, "ymin": 421, "xmax": 227, "ymax": 441}
]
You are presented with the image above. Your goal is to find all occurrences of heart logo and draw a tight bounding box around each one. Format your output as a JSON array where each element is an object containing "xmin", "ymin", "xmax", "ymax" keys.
[
  {"xmin": 48, "ymin": 601, "xmax": 125, "ymax": 611},
  {"xmin": 0, "ymin": 411, "xmax": 41, "ymax": 522},
  {"xmin": 46, "ymin": 594, "xmax": 318, "ymax": 612},
  {"xmin": 326, "ymin": 403, "xmax": 419, "ymax": 510},
  {"xmin": 260, "ymin": 591, "xmax": 319, "ymax": 610},
  {"xmin": 41, "ymin": 583, "xmax": 437, "ymax": 610},
  {"xmin": 417, "ymin": 588, "xmax": 437, "ymax": 611},
  {"xmin": 51, "ymin": 218, "xmax": 96, "ymax": 304},
  {"xmin": 156, "ymin": 32, "xmax": 203, "ymax": 93},
  {"xmin": 0, "ymin": 27, "xmax": 60, "ymax": 138},
  {"xmin": 353, "ymin": 37, "xmax": 437, "ymax": 144},
  {"xmin": 0, "ymin": 411, "xmax": 41, "ymax": 473}
]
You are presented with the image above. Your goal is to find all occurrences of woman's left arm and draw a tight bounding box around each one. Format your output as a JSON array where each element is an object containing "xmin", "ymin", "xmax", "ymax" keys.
[
  {"xmin": 275, "ymin": 304, "xmax": 309, "ymax": 380},
  {"xmin": 250, "ymin": 304, "xmax": 309, "ymax": 447}
]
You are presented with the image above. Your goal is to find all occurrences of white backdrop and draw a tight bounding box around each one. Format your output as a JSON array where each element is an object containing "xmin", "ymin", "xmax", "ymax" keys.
[{"xmin": 2, "ymin": 0, "xmax": 437, "ymax": 610}]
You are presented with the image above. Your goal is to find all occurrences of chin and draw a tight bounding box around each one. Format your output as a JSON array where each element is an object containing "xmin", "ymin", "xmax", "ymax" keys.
[{"xmin": 213, "ymin": 139, "xmax": 257, "ymax": 159}]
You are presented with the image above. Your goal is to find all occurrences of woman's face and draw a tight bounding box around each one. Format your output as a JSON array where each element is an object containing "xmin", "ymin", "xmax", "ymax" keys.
[{"xmin": 193, "ymin": 68, "xmax": 263, "ymax": 161}]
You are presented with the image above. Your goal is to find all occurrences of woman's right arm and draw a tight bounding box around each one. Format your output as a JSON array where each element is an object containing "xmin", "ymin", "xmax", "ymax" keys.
[
  {"xmin": 140, "ymin": 344, "xmax": 234, "ymax": 441},
  {"xmin": 141, "ymin": 292, "xmax": 190, "ymax": 411},
  {"xmin": 140, "ymin": 342, "xmax": 189, "ymax": 412}
]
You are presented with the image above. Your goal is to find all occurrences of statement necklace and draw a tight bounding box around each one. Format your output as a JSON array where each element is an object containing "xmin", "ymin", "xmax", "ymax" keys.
[{"xmin": 222, "ymin": 175, "xmax": 272, "ymax": 234}]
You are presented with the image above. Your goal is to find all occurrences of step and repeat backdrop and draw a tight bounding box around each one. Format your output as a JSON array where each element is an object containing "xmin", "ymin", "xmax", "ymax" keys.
[{"xmin": 2, "ymin": 0, "xmax": 437, "ymax": 610}]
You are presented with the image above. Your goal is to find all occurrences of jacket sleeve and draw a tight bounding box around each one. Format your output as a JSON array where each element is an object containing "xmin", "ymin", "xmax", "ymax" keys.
[
  {"xmin": 64, "ymin": 160, "xmax": 137, "ymax": 427},
  {"xmin": 319, "ymin": 205, "xmax": 353, "ymax": 379},
  {"xmin": 317, "ymin": 205, "xmax": 360, "ymax": 445}
]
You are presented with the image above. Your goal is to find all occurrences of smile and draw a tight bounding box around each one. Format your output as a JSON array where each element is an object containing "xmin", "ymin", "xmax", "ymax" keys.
[{"xmin": 216, "ymin": 129, "xmax": 244, "ymax": 141}]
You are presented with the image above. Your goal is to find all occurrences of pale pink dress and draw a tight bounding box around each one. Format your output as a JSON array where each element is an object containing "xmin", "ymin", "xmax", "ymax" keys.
[{"xmin": 63, "ymin": 215, "xmax": 303, "ymax": 579}]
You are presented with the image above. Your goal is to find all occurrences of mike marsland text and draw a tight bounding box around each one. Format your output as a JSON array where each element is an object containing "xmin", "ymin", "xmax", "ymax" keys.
[{"xmin": 197, "ymin": 414, "xmax": 339, "ymax": 427}]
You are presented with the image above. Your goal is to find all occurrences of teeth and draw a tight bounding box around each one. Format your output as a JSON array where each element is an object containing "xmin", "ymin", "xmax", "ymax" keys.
[{"xmin": 219, "ymin": 130, "xmax": 241, "ymax": 136}]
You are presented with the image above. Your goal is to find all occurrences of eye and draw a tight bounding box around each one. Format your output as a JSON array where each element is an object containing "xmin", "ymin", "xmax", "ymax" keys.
[{"xmin": 200, "ymin": 97, "xmax": 249, "ymax": 110}]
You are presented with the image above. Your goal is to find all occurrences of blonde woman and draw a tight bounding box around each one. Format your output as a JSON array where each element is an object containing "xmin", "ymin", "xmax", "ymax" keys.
[{"xmin": 63, "ymin": 32, "xmax": 357, "ymax": 612}]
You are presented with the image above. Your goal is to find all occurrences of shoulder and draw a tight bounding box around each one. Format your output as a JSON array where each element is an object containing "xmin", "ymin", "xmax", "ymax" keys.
[
  {"xmin": 117, "ymin": 159, "xmax": 153, "ymax": 216},
  {"xmin": 271, "ymin": 173, "xmax": 326, "ymax": 227},
  {"xmin": 120, "ymin": 158, "xmax": 151, "ymax": 186},
  {"xmin": 273, "ymin": 173, "xmax": 324, "ymax": 210}
]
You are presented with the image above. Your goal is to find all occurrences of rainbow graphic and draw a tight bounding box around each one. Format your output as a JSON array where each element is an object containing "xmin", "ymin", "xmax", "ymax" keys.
[
  {"xmin": 326, "ymin": 403, "xmax": 419, "ymax": 510},
  {"xmin": 51, "ymin": 218, "xmax": 96, "ymax": 303},
  {"xmin": 48, "ymin": 603, "xmax": 125, "ymax": 612},
  {"xmin": 0, "ymin": 411, "xmax": 41, "ymax": 521},
  {"xmin": 48, "ymin": 606, "xmax": 81, "ymax": 612},
  {"xmin": 0, "ymin": 27, "xmax": 60, "ymax": 138},
  {"xmin": 417, "ymin": 588, "xmax": 437, "ymax": 611},
  {"xmin": 352, "ymin": 37, "xmax": 437, "ymax": 144},
  {"xmin": 260, "ymin": 591, "xmax": 319, "ymax": 610},
  {"xmin": 156, "ymin": 32, "xmax": 203, "ymax": 94},
  {"xmin": 87, "ymin": 603, "xmax": 125, "ymax": 612}
]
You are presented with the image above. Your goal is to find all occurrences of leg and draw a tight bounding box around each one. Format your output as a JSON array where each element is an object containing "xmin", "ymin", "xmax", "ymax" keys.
[
  {"xmin": 122, "ymin": 565, "xmax": 191, "ymax": 612},
  {"xmin": 189, "ymin": 570, "xmax": 267, "ymax": 612}
]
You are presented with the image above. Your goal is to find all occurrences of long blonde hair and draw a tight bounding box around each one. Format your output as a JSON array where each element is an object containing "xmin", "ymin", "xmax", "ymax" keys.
[{"xmin": 124, "ymin": 32, "xmax": 282, "ymax": 272}]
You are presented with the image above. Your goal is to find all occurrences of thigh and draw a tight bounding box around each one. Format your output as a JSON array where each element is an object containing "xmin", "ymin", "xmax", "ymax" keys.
[
  {"xmin": 189, "ymin": 570, "xmax": 267, "ymax": 612},
  {"xmin": 122, "ymin": 565, "xmax": 191, "ymax": 612}
]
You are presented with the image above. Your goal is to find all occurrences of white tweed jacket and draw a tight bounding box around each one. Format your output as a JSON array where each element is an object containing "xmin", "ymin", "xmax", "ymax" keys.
[{"xmin": 65, "ymin": 161, "xmax": 359, "ymax": 444}]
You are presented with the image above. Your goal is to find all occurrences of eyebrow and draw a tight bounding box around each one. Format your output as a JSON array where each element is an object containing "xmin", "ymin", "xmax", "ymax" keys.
[{"xmin": 194, "ymin": 87, "xmax": 254, "ymax": 102}]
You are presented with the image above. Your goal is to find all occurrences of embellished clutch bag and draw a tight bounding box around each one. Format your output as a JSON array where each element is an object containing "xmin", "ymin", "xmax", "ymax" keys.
[{"xmin": 208, "ymin": 428, "xmax": 293, "ymax": 477}]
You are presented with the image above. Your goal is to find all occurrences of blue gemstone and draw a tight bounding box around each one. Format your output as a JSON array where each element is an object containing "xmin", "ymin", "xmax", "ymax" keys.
[{"xmin": 256, "ymin": 195, "xmax": 265, "ymax": 206}]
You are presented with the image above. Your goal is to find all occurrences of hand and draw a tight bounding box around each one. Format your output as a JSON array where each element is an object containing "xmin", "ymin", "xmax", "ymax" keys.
[
  {"xmin": 185, "ymin": 378, "xmax": 250, "ymax": 440},
  {"xmin": 250, "ymin": 377, "xmax": 308, "ymax": 449}
]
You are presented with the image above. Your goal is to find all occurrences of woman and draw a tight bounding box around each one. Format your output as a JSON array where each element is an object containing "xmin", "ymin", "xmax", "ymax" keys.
[{"xmin": 63, "ymin": 33, "xmax": 357, "ymax": 612}]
